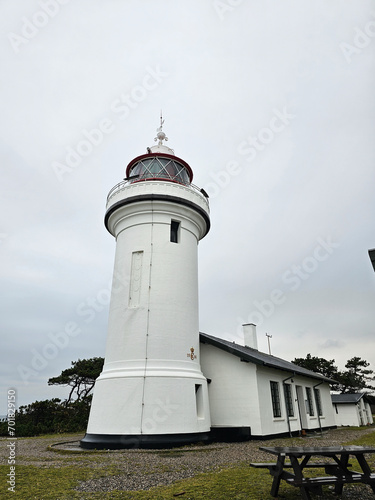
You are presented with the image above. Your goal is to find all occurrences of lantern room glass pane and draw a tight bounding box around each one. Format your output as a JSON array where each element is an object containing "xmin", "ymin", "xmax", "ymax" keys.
[
  {"xmin": 129, "ymin": 158, "xmax": 190, "ymax": 185},
  {"xmin": 141, "ymin": 158, "xmax": 153, "ymax": 167},
  {"xmin": 130, "ymin": 164, "xmax": 139, "ymax": 176}
]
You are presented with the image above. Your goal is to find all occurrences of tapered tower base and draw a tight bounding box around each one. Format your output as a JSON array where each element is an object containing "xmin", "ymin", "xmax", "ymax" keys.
[{"xmin": 80, "ymin": 431, "xmax": 211, "ymax": 450}]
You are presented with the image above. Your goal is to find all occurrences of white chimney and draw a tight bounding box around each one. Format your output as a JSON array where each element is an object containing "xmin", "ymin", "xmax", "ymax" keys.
[{"xmin": 243, "ymin": 323, "xmax": 258, "ymax": 350}]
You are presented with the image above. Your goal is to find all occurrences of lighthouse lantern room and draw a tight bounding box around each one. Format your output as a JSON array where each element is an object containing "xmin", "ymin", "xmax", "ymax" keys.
[{"xmin": 81, "ymin": 119, "xmax": 211, "ymax": 449}]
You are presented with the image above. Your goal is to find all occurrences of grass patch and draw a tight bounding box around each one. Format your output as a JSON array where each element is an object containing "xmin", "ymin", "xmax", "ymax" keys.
[
  {"xmin": 344, "ymin": 427, "xmax": 375, "ymax": 469},
  {"xmin": 1, "ymin": 428, "xmax": 375, "ymax": 499},
  {"xmin": 0, "ymin": 464, "xmax": 300, "ymax": 500},
  {"xmin": 345, "ymin": 427, "xmax": 375, "ymax": 447},
  {"xmin": 2, "ymin": 461, "xmax": 371, "ymax": 500},
  {"xmin": 0, "ymin": 464, "xmax": 120, "ymax": 500}
]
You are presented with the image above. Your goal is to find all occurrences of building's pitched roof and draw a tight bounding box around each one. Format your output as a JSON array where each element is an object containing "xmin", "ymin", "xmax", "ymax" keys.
[
  {"xmin": 369, "ymin": 248, "xmax": 375, "ymax": 272},
  {"xmin": 331, "ymin": 393, "xmax": 366, "ymax": 404},
  {"xmin": 199, "ymin": 332, "xmax": 334, "ymax": 383}
]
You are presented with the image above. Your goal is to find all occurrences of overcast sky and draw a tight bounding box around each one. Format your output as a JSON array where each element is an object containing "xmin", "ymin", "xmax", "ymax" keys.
[{"xmin": 1, "ymin": 0, "xmax": 374, "ymax": 414}]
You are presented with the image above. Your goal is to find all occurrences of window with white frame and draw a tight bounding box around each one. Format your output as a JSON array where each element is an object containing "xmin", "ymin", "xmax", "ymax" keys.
[
  {"xmin": 314, "ymin": 388, "xmax": 323, "ymax": 416},
  {"xmin": 306, "ymin": 387, "xmax": 315, "ymax": 416},
  {"xmin": 270, "ymin": 381, "xmax": 282, "ymax": 418},
  {"xmin": 284, "ymin": 383, "xmax": 294, "ymax": 417}
]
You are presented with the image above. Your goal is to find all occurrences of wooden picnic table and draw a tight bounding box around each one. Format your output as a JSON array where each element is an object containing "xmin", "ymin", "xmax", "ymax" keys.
[{"xmin": 250, "ymin": 445, "xmax": 375, "ymax": 499}]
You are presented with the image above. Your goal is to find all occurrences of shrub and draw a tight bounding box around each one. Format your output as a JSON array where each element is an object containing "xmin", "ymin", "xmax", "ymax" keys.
[{"xmin": 0, "ymin": 397, "xmax": 91, "ymax": 437}]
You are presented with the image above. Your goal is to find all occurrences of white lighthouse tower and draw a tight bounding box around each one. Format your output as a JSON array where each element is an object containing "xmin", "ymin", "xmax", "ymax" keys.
[{"xmin": 81, "ymin": 120, "xmax": 211, "ymax": 449}]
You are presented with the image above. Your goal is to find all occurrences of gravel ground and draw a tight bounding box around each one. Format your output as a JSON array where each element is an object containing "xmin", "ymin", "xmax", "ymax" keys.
[{"xmin": 1, "ymin": 427, "xmax": 375, "ymax": 498}]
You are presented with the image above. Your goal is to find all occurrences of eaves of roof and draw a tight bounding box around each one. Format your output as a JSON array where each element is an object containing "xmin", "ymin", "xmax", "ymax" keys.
[
  {"xmin": 199, "ymin": 332, "xmax": 335, "ymax": 384},
  {"xmin": 331, "ymin": 393, "xmax": 365, "ymax": 404}
]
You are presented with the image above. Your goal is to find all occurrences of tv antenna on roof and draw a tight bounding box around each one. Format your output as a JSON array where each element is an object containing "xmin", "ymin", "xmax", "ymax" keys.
[{"xmin": 266, "ymin": 333, "xmax": 272, "ymax": 355}]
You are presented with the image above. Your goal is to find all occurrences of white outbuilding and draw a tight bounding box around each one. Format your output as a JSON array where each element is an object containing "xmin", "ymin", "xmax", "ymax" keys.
[
  {"xmin": 331, "ymin": 393, "xmax": 374, "ymax": 427},
  {"xmin": 200, "ymin": 326, "xmax": 337, "ymax": 440}
]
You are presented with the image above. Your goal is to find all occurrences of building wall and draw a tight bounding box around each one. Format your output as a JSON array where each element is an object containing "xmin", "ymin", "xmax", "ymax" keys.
[
  {"xmin": 334, "ymin": 399, "xmax": 374, "ymax": 427},
  {"xmin": 364, "ymin": 401, "xmax": 374, "ymax": 425},
  {"xmin": 200, "ymin": 343, "xmax": 261, "ymax": 432},
  {"xmin": 200, "ymin": 343, "xmax": 336, "ymax": 437},
  {"xmin": 333, "ymin": 403, "xmax": 360, "ymax": 427},
  {"xmin": 256, "ymin": 366, "xmax": 336, "ymax": 436}
]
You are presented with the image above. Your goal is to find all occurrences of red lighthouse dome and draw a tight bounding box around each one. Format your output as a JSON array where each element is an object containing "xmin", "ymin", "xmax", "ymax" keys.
[{"xmin": 125, "ymin": 118, "xmax": 193, "ymax": 185}]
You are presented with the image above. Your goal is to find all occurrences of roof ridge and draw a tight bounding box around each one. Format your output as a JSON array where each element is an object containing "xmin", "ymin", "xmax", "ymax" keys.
[{"xmin": 199, "ymin": 332, "xmax": 334, "ymax": 383}]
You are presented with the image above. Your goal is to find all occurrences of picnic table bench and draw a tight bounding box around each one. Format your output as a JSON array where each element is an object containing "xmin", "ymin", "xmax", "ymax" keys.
[{"xmin": 250, "ymin": 445, "xmax": 375, "ymax": 499}]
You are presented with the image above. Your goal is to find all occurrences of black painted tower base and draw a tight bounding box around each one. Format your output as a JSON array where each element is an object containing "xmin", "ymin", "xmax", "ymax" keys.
[{"xmin": 80, "ymin": 431, "xmax": 211, "ymax": 450}]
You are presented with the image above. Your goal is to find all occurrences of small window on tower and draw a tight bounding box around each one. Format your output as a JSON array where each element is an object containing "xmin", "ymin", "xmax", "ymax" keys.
[
  {"xmin": 195, "ymin": 384, "xmax": 204, "ymax": 419},
  {"xmin": 170, "ymin": 220, "xmax": 180, "ymax": 243}
]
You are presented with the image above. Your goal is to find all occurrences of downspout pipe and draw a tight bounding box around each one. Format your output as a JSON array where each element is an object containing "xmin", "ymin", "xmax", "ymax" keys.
[
  {"xmin": 282, "ymin": 373, "xmax": 295, "ymax": 438},
  {"xmin": 313, "ymin": 381, "xmax": 323, "ymax": 434}
]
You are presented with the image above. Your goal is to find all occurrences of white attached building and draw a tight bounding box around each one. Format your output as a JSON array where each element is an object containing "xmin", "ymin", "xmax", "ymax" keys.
[
  {"xmin": 200, "ymin": 326, "xmax": 337, "ymax": 440},
  {"xmin": 332, "ymin": 393, "xmax": 374, "ymax": 427}
]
